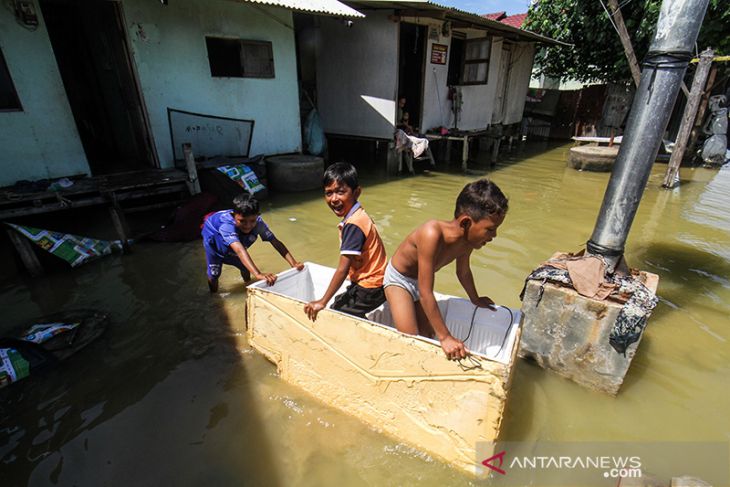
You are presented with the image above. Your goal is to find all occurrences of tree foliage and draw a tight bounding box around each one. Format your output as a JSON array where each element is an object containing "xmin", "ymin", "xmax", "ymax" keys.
[{"xmin": 524, "ymin": 0, "xmax": 729, "ymax": 84}]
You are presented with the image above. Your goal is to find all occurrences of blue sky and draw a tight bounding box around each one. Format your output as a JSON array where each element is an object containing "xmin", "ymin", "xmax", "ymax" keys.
[{"xmin": 435, "ymin": 0, "xmax": 531, "ymax": 15}]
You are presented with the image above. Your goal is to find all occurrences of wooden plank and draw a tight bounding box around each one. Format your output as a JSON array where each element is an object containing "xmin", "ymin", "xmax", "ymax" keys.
[
  {"xmin": 462, "ymin": 135, "xmax": 469, "ymax": 171},
  {"xmin": 490, "ymin": 136, "xmax": 501, "ymax": 164},
  {"xmin": 6, "ymin": 228, "xmax": 44, "ymax": 277},
  {"xmin": 607, "ymin": 0, "xmax": 641, "ymax": 88},
  {"xmin": 108, "ymin": 193, "xmax": 131, "ymax": 252},
  {"xmin": 122, "ymin": 199, "xmax": 185, "ymax": 214},
  {"xmin": 0, "ymin": 184, "xmax": 187, "ymax": 219},
  {"xmin": 662, "ymin": 48, "xmax": 714, "ymax": 188},
  {"xmin": 182, "ymin": 143, "xmax": 201, "ymax": 195},
  {"xmin": 687, "ymin": 64, "xmax": 718, "ymax": 157}
]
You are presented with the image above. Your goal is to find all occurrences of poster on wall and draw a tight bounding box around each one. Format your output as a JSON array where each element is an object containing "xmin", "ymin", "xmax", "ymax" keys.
[{"xmin": 430, "ymin": 43, "xmax": 448, "ymax": 65}]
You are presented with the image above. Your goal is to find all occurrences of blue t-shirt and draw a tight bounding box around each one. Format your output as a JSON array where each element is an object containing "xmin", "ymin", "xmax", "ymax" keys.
[{"xmin": 202, "ymin": 210, "xmax": 275, "ymax": 256}]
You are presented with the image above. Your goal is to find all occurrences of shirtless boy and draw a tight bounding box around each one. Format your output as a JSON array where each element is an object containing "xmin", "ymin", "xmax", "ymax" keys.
[{"xmin": 383, "ymin": 179, "xmax": 508, "ymax": 359}]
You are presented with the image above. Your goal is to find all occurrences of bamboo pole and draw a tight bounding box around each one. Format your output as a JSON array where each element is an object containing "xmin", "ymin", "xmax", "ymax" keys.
[{"xmin": 662, "ymin": 48, "xmax": 714, "ymax": 188}]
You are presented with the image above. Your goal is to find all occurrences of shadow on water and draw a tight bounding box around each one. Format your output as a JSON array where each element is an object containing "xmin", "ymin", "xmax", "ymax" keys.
[
  {"xmin": 616, "ymin": 336, "xmax": 653, "ymax": 394},
  {"xmin": 0, "ymin": 243, "xmax": 281, "ymax": 486},
  {"xmin": 635, "ymin": 240, "xmax": 730, "ymax": 310}
]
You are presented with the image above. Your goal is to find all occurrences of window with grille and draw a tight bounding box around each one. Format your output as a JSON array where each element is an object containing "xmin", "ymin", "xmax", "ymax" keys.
[
  {"xmin": 205, "ymin": 37, "xmax": 275, "ymax": 79},
  {"xmin": 460, "ymin": 37, "xmax": 491, "ymax": 85}
]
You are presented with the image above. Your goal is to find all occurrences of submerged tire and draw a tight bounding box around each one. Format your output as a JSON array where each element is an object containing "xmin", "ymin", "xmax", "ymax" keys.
[{"xmin": 266, "ymin": 155, "xmax": 324, "ymax": 192}]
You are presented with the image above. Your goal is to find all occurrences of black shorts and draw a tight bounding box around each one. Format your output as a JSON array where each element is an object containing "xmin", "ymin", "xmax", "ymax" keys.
[{"xmin": 330, "ymin": 283, "xmax": 385, "ymax": 319}]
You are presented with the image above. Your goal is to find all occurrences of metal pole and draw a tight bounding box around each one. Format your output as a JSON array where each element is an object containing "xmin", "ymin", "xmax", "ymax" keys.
[{"xmin": 586, "ymin": 0, "xmax": 709, "ymax": 272}]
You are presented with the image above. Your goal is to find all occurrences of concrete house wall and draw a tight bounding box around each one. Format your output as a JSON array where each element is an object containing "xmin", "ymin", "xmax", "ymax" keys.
[
  {"xmin": 420, "ymin": 24, "xmax": 504, "ymax": 132},
  {"xmin": 317, "ymin": 11, "xmax": 532, "ymax": 139},
  {"xmin": 124, "ymin": 0, "xmax": 302, "ymax": 165},
  {"xmin": 0, "ymin": 8, "xmax": 90, "ymax": 187},
  {"xmin": 502, "ymin": 42, "xmax": 535, "ymax": 125},
  {"xmin": 316, "ymin": 11, "xmax": 399, "ymax": 139},
  {"xmin": 0, "ymin": 0, "xmax": 301, "ymax": 187}
]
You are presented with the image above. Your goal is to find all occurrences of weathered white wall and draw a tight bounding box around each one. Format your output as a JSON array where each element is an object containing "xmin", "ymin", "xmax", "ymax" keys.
[
  {"xmin": 316, "ymin": 11, "xmax": 398, "ymax": 139},
  {"xmin": 502, "ymin": 42, "xmax": 535, "ymax": 125},
  {"xmin": 420, "ymin": 19, "xmax": 451, "ymax": 131},
  {"xmin": 421, "ymin": 30, "xmax": 504, "ymax": 132},
  {"xmin": 0, "ymin": 8, "xmax": 89, "ymax": 186},
  {"xmin": 458, "ymin": 33, "xmax": 503, "ymax": 130},
  {"xmin": 123, "ymin": 0, "xmax": 302, "ymax": 165}
]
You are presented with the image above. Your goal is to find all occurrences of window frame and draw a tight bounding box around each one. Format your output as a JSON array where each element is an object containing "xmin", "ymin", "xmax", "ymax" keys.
[
  {"xmin": 459, "ymin": 36, "xmax": 491, "ymax": 86},
  {"xmin": 205, "ymin": 37, "xmax": 275, "ymax": 79}
]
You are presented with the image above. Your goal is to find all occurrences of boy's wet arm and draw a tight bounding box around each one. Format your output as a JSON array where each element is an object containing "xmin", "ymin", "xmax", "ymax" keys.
[
  {"xmin": 230, "ymin": 241, "xmax": 261, "ymax": 276},
  {"xmin": 310, "ymin": 255, "xmax": 352, "ymax": 307},
  {"xmin": 455, "ymin": 253, "xmax": 479, "ymax": 302},
  {"xmin": 416, "ymin": 239, "xmax": 451, "ymax": 341},
  {"xmin": 269, "ymin": 238, "xmax": 303, "ymax": 268}
]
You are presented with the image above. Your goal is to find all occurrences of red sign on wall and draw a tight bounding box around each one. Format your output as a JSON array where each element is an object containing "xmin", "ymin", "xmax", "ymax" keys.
[{"xmin": 431, "ymin": 43, "xmax": 448, "ymax": 64}]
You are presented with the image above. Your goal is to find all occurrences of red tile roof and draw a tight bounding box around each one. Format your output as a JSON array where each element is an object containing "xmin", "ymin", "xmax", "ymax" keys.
[
  {"xmin": 500, "ymin": 12, "xmax": 527, "ymax": 28},
  {"xmin": 482, "ymin": 11, "xmax": 506, "ymax": 21}
]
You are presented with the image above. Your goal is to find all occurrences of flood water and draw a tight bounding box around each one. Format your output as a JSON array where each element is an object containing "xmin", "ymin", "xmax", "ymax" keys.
[{"xmin": 1, "ymin": 142, "xmax": 729, "ymax": 486}]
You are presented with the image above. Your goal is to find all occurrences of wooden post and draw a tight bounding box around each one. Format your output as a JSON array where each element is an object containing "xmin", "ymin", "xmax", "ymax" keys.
[
  {"xmin": 662, "ymin": 48, "xmax": 714, "ymax": 189},
  {"xmin": 6, "ymin": 228, "xmax": 44, "ymax": 277},
  {"xmin": 490, "ymin": 136, "xmax": 501, "ymax": 165},
  {"xmin": 183, "ymin": 143, "xmax": 201, "ymax": 195},
  {"xmin": 461, "ymin": 136, "xmax": 469, "ymax": 171},
  {"xmin": 386, "ymin": 141, "xmax": 399, "ymax": 175},
  {"xmin": 687, "ymin": 64, "xmax": 718, "ymax": 157},
  {"xmin": 107, "ymin": 192, "xmax": 131, "ymax": 252},
  {"xmin": 607, "ymin": 0, "xmax": 642, "ymax": 88}
]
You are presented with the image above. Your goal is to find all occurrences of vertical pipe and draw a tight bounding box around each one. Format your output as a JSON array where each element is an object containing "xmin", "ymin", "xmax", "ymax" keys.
[{"xmin": 586, "ymin": 0, "xmax": 710, "ymax": 271}]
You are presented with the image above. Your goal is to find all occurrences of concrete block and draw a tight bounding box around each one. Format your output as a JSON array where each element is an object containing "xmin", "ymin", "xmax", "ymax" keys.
[
  {"xmin": 620, "ymin": 474, "xmax": 666, "ymax": 487},
  {"xmin": 671, "ymin": 476, "xmax": 712, "ymax": 487},
  {"xmin": 519, "ymin": 272, "xmax": 658, "ymax": 395},
  {"xmin": 568, "ymin": 145, "xmax": 619, "ymax": 171}
]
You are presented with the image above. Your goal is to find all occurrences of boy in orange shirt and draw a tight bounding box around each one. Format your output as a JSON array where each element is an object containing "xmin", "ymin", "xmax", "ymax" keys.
[{"xmin": 304, "ymin": 163, "xmax": 387, "ymax": 320}]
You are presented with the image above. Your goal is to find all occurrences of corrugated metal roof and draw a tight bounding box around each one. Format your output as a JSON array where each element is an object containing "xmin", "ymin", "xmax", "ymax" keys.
[
  {"xmin": 347, "ymin": 1, "xmax": 566, "ymax": 46},
  {"xmin": 236, "ymin": 0, "xmax": 365, "ymax": 17}
]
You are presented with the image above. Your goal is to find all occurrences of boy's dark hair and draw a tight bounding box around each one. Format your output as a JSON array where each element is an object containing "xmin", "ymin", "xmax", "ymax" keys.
[
  {"xmin": 323, "ymin": 162, "xmax": 359, "ymax": 190},
  {"xmin": 454, "ymin": 179, "xmax": 508, "ymax": 220},
  {"xmin": 232, "ymin": 192, "xmax": 259, "ymax": 216}
]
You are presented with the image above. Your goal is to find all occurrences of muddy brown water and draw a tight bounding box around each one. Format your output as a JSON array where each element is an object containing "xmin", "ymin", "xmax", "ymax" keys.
[{"xmin": 1, "ymin": 143, "xmax": 728, "ymax": 486}]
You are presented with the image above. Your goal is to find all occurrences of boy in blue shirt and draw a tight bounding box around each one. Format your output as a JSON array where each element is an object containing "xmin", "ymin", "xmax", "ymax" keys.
[{"xmin": 201, "ymin": 193, "xmax": 303, "ymax": 292}]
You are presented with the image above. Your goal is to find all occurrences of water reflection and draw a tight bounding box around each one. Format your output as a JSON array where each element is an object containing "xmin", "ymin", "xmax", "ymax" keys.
[{"xmin": 1, "ymin": 142, "xmax": 728, "ymax": 485}]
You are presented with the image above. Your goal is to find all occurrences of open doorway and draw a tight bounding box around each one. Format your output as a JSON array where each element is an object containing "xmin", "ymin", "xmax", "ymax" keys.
[
  {"xmin": 492, "ymin": 43, "xmax": 512, "ymax": 124},
  {"xmin": 398, "ymin": 23, "xmax": 426, "ymax": 131},
  {"xmin": 40, "ymin": 0, "xmax": 155, "ymax": 175}
]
